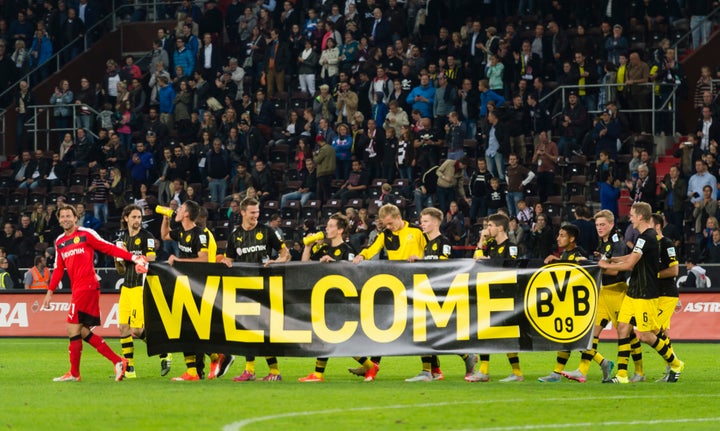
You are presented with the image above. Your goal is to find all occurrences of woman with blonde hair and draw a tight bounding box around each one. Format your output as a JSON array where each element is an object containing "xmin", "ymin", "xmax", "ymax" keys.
[{"xmin": 109, "ymin": 167, "xmax": 127, "ymax": 214}]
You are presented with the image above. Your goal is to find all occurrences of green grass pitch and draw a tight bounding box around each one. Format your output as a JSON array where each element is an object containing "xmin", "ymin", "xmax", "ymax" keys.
[{"xmin": 2, "ymin": 339, "xmax": 719, "ymax": 431}]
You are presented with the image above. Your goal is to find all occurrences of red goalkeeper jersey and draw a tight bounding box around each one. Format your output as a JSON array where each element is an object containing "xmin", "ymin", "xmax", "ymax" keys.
[{"xmin": 48, "ymin": 227, "xmax": 135, "ymax": 292}]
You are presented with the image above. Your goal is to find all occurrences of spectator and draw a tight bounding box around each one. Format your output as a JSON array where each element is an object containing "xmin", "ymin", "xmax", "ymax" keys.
[
  {"xmin": 485, "ymin": 176, "xmax": 506, "ymax": 216},
  {"xmin": 251, "ymin": 159, "xmax": 276, "ymax": 204},
  {"xmin": 0, "ymin": 257, "xmax": 14, "ymax": 289},
  {"xmin": 406, "ymin": 73, "xmax": 435, "ymax": 119},
  {"xmin": 659, "ymin": 165, "xmax": 688, "ymax": 230},
  {"xmin": 696, "ymin": 105, "xmax": 720, "ymax": 153},
  {"xmin": 24, "ymin": 255, "xmax": 50, "ymax": 290},
  {"xmin": 435, "ymin": 157, "xmax": 468, "ymax": 214},
  {"xmin": 707, "ymin": 230, "xmax": 720, "ymax": 263},
  {"xmin": 626, "ymin": 163, "xmax": 657, "ymax": 210},
  {"xmin": 528, "ymin": 213, "xmax": 555, "ymax": 258},
  {"xmin": 265, "ymin": 28, "xmax": 290, "ymax": 97},
  {"xmin": 334, "ymin": 159, "xmax": 369, "ymax": 204},
  {"xmin": 556, "ymin": 91, "xmax": 589, "ymax": 158},
  {"xmin": 483, "ymin": 110, "xmax": 508, "ymax": 181},
  {"xmin": 689, "ymin": 0, "xmax": 713, "ymax": 50},
  {"xmin": 688, "ymin": 159, "xmax": 717, "ymax": 204},
  {"xmin": 126, "ymin": 141, "xmax": 155, "ymax": 195},
  {"xmin": 693, "ymin": 66, "xmax": 718, "ymax": 109},
  {"xmin": 76, "ymin": 202, "xmax": 101, "ymax": 230},
  {"xmin": 693, "ymin": 185, "xmax": 717, "ymax": 258},
  {"xmin": 49, "ymin": 79, "xmax": 74, "ymax": 132},
  {"xmin": 505, "ymin": 153, "xmax": 535, "ymax": 217},
  {"xmin": 297, "ymin": 39, "xmax": 318, "ymax": 95},
  {"xmin": 626, "ymin": 51, "xmax": 651, "ymax": 133},
  {"xmin": 309, "ymin": 136, "xmax": 333, "ymax": 205},
  {"xmin": 173, "ymin": 37, "xmax": 194, "ymax": 78},
  {"xmin": 87, "ymin": 167, "xmax": 111, "ymax": 223}
]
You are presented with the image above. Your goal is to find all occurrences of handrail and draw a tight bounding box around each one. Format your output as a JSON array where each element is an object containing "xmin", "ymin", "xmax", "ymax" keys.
[
  {"xmin": 538, "ymin": 81, "xmax": 679, "ymax": 136},
  {"xmin": 22, "ymin": 103, "xmax": 102, "ymax": 152},
  {"xmin": 0, "ymin": 1, "xmax": 183, "ymax": 105},
  {"xmin": 673, "ymin": 5, "xmax": 720, "ymax": 61}
]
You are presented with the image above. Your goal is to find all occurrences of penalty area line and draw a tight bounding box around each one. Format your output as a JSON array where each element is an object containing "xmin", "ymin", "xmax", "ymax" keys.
[{"xmin": 222, "ymin": 394, "xmax": 720, "ymax": 431}]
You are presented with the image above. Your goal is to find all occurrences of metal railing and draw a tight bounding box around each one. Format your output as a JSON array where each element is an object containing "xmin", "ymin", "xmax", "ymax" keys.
[
  {"xmin": 538, "ymin": 81, "xmax": 680, "ymax": 136},
  {"xmin": 673, "ymin": 5, "xmax": 720, "ymax": 60},
  {"xmin": 0, "ymin": 1, "xmax": 184, "ymax": 150},
  {"xmin": 21, "ymin": 103, "xmax": 102, "ymax": 151}
]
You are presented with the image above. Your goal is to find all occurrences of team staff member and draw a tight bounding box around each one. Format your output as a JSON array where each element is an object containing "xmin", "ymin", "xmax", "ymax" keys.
[
  {"xmin": 405, "ymin": 207, "xmax": 478, "ymax": 382},
  {"xmin": 352, "ymin": 204, "xmax": 427, "ymax": 382},
  {"xmin": 161, "ymin": 200, "xmax": 210, "ymax": 381},
  {"xmin": 24, "ymin": 256, "xmax": 50, "ymax": 289},
  {"xmin": 116, "ymin": 204, "xmax": 157, "ymax": 379},
  {"xmin": 297, "ymin": 213, "xmax": 374, "ymax": 382},
  {"xmin": 468, "ymin": 213, "xmax": 522, "ymax": 383},
  {"xmin": 652, "ymin": 213, "xmax": 680, "ymax": 382},
  {"xmin": 598, "ymin": 202, "xmax": 684, "ymax": 383},
  {"xmin": 42, "ymin": 204, "xmax": 148, "ymax": 382},
  {"xmin": 221, "ymin": 197, "xmax": 290, "ymax": 382}
]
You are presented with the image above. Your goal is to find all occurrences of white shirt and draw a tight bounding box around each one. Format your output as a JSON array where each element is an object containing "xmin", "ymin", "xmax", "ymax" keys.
[
  {"xmin": 204, "ymin": 44, "xmax": 212, "ymax": 69},
  {"xmin": 702, "ymin": 119, "xmax": 712, "ymax": 151}
]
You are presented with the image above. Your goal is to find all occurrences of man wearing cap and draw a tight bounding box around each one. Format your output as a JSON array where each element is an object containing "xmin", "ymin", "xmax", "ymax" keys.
[{"xmin": 593, "ymin": 108, "xmax": 621, "ymax": 158}]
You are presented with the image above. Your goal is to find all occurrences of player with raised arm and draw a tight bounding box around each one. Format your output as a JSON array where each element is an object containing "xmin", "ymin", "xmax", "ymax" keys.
[
  {"xmin": 297, "ymin": 213, "xmax": 375, "ymax": 382},
  {"xmin": 160, "ymin": 200, "xmax": 211, "ymax": 381},
  {"xmin": 43, "ymin": 204, "xmax": 148, "ymax": 382}
]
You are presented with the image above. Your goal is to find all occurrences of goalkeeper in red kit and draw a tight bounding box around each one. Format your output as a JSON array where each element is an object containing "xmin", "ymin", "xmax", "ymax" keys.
[{"xmin": 42, "ymin": 204, "xmax": 149, "ymax": 382}]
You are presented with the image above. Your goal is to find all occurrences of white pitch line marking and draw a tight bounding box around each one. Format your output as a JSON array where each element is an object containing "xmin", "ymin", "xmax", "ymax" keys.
[{"xmin": 223, "ymin": 394, "xmax": 720, "ymax": 431}]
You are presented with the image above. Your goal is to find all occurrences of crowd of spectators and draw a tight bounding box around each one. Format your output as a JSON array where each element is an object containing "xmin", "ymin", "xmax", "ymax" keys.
[{"xmin": 4, "ymin": 0, "xmax": 720, "ymax": 286}]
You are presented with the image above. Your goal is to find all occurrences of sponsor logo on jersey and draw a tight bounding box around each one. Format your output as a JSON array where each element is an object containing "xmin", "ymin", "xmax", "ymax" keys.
[
  {"xmin": 236, "ymin": 244, "xmax": 268, "ymax": 256},
  {"xmin": 61, "ymin": 247, "xmax": 85, "ymax": 259}
]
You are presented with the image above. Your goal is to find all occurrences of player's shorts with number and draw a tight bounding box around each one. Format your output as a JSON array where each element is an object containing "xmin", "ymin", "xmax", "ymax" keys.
[
  {"xmin": 68, "ymin": 288, "xmax": 101, "ymax": 326},
  {"xmin": 618, "ymin": 296, "xmax": 659, "ymax": 333},
  {"xmin": 656, "ymin": 296, "xmax": 679, "ymax": 331},
  {"xmin": 119, "ymin": 285, "xmax": 144, "ymax": 328},
  {"xmin": 596, "ymin": 282, "xmax": 627, "ymax": 327}
]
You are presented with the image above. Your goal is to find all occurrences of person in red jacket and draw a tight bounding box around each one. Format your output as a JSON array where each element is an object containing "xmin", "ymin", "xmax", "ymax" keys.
[{"xmin": 42, "ymin": 204, "xmax": 148, "ymax": 382}]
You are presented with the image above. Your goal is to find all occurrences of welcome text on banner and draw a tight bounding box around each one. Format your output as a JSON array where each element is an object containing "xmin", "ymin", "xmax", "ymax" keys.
[{"xmin": 143, "ymin": 260, "xmax": 601, "ymax": 357}]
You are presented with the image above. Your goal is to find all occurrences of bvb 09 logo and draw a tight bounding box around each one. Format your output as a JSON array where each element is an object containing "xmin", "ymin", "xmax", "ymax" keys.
[{"xmin": 524, "ymin": 263, "xmax": 598, "ymax": 343}]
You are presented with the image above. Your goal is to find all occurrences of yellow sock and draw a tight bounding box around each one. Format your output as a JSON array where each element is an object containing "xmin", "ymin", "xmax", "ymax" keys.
[
  {"xmin": 209, "ymin": 353, "xmax": 220, "ymax": 362},
  {"xmin": 630, "ymin": 336, "xmax": 643, "ymax": 375},
  {"xmin": 245, "ymin": 360, "xmax": 256, "ymax": 374},
  {"xmin": 361, "ymin": 358, "xmax": 374, "ymax": 370},
  {"xmin": 421, "ymin": 355, "xmax": 433, "ymax": 373},
  {"xmin": 507, "ymin": 353, "xmax": 522, "ymax": 376},
  {"xmin": 266, "ymin": 356, "xmax": 280, "ymax": 375},
  {"xmin": 120, "ymin": 336, "xmax": 134, "ymax": 367},
  {"xmin": 554, "ymin": 351, "xmax": 571, "ymax": 374},
  {"xmin": 479, "ymin": 354, "xmax": 490, "ymax": 375},
  {"xmin": 184, "ymin": 354, "xmax": 198, "ymax": 376}
]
